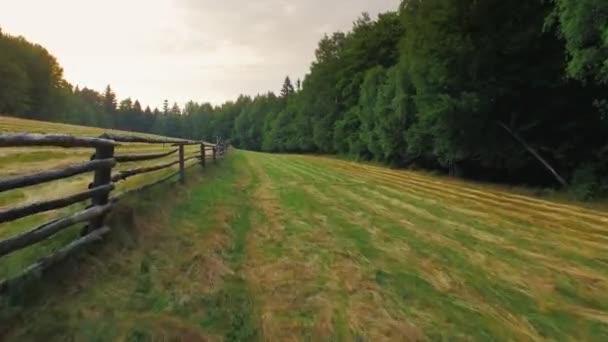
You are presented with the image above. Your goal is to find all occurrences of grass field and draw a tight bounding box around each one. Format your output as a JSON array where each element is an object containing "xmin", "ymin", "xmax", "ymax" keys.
[{"xmin": 1, "ymin": 136, "xmax": 607, "ymax": 340}]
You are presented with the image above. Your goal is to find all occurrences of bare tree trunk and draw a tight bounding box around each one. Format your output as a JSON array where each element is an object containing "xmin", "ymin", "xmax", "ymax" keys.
[{"xmin": 498, "ymin": 122, "xmax": 568, "ymax": 187}]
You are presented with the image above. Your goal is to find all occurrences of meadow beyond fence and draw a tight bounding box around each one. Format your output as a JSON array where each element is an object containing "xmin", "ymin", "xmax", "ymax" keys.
[{"xmin": 0, "ymin": 132, "xmax": 228, "ymax": 294}]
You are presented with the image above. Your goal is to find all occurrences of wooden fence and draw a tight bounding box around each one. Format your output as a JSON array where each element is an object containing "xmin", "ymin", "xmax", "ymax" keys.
[{"xmin": 0, "ymin": 133, "xmax": 228, "ymax": 293}]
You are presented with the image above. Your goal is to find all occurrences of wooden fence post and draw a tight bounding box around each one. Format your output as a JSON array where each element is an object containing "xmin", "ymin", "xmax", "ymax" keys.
[
  {"xmin": 83, "ymin": 144, "xmax": 114, "ymax": 236},
  {"xmin": 179, "ymin": 145, "xmax": 185, "ymax": 184},
  {"xmin": 200, "ymin": 143, "xmax": 206, "ymax": 168},
  {"xmin": 213, "ymin": 146, "xmax": 217, "ymax": 164}
]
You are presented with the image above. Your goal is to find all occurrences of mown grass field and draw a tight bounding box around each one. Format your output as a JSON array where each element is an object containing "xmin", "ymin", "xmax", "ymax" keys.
[
  {"xmin": 1, "ymin": 118, "xmax": 607, "ymax": 341},
  {"xmin": 243, "ymin": 152, "xmax": 608, "ymax": 341}
]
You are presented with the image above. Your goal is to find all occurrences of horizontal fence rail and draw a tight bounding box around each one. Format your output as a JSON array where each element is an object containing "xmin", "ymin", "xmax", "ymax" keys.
[
  {"xmin": 0, "ymin": 184, "xmax": 114, "ymax": 224},
  {"xmin": 0, "ymin": 132, "xmax": 229, "ymax": 295},
  {"xmin": 114, "ymin": 149, "xmax": 178, "ymax": 163},
  {"xmin": 0, "ymin": 204, "xmax": 113, "ymax": 258},
  {"xmin": 0, "ymin": 134, "xmax": 117, "ymax": 148},
  {"xmin": 111, "ymin": 160, "xmax": 181, "ymax": 182},
  {"xmin": 0, "ymin": 159, "xmax": 116, "ymax": 193}
]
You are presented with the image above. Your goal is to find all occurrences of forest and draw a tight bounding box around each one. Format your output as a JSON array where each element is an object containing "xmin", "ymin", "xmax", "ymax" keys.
[{"xmin": 1, "ymin": 0, "xmax": 607, "ymax": 198}]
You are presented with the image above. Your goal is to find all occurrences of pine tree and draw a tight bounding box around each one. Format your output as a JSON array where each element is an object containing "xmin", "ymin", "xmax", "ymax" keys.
[
  {"xmin": 280, "ymin": 76, "xmax": 295, "ymax": 98},
  {"xmin": 103, "ymin": 85, "xmax": 117, "ymax": 113},
  {"xmin": 162, "ymin": 99, "xmax": 169, "ymax": 115},
  {"xmin": 170, "ymin": 102, "xmax": 181, "ymax": 115},
  {"xmin": 133, "ymin": 100, "xmax": 142, "ymax": 113}
]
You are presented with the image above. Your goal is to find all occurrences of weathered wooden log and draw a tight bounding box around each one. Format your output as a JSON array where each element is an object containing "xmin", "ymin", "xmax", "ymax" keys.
[
  {"xmin": 170, "ymin": 142, "xmax": 200, "ymax": 146},
  {"xmin": 0, "ymin": 184, "xmax": 114, "ymax": 224},
  {"xmin": 84, "ymin": 145, "xmax": 115, "ymax": 235},
  {"xmin": 113, "ymin": 165, "xmax": 196, "ymax": 201},
  {"xmin": 114, "ymin": 149, "xmax": 178, "ymax": 163},
  {"xmin": 171, "ymin": 141, "xmax": 216, "ymax": 147},
  {"xmin": 0, "ymin": 204, "xmax": 113, "ymax": 258},
  {"xmin": 200, "ymin": 143, "xmax": 206, "ymax": 167},
  {"xmin": 179, "ymin": 145, "xmax": 185, "ymax": 184},
  {"xmin": 0, "ymin": 159, "xmax": 115, "ymax": 193},
  {"xmin": 0, "ymin": 226, "xmax": 111, "ymax": 295},
  {"xmin": 111, "ymin": 160, "xmax": 180, "ymax": 182},
  {"xmin": 0, "ymin": 134, "xmax": 116, "ymax": 148},
  {"xmin": 183, "ymin": 156, "xmax": 200, "ymax": 163},
  {"xmin": 112, "ymin": 172, "xmax": 180, "ymax": 201},
  {"xmin": 99, "ymin": 133, "xmax": 193, "ymax": 145}
]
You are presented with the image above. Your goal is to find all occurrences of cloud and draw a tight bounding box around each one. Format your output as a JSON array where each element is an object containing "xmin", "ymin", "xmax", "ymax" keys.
[
  {"xmin": 0, "ymin": 0, "xmax": 400, "ymax": 107},
  {"xmin": 171, "ymin": 0, "xmax": 400, "ymax": 95}
]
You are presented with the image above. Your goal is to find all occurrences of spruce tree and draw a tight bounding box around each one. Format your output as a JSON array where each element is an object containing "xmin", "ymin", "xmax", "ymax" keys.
[
  {"xmin": 280, "ymin": 76, "xmax": 295, "ymax": 98},
  {"xmin": 102, "ymin": 85, "xmax": 117, "ymax": 113}
]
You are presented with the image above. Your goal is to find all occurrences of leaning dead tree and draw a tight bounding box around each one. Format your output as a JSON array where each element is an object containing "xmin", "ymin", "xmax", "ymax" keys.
[{"xmin": 498, "ymin": 122, "xmax": 568, "ymax": 187}]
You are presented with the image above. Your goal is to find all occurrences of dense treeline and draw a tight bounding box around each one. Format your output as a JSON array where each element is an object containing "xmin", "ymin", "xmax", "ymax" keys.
[
  {"xmin": 231, "ymin": 0, "xmax": 608, "ymax": 199},
  {"xmin": 0, "ymin": 28, "xmax": 226, "ymax": 141},
  {"xmin": 1, "ymin": 0, "xmax": 607, "ymax": 198}
]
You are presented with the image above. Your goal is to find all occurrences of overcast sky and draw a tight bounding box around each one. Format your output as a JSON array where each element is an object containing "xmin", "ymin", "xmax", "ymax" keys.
[{"xmin": 0, "ymin": 0, "xmax": 399, "ymax": 108}]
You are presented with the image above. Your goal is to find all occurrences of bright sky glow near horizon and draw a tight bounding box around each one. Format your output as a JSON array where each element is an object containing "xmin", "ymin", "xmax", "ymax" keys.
[{"xmin": 0, "ymin": 0, "xmax": 399, "ymax": 109}]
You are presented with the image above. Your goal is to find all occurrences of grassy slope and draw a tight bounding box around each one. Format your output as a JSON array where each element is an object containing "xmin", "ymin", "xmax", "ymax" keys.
[{"xmin": 1, "ymin": 147, "xmax": 607, "ymax": 341}]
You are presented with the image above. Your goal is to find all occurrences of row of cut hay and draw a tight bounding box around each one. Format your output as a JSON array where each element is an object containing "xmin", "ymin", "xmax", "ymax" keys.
[{"xmin": 304, "ymin": 156, "xmax": 608, "ymax": 232}]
